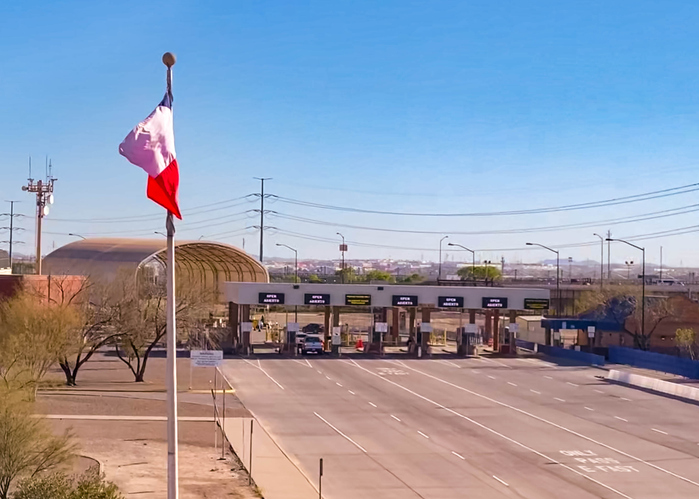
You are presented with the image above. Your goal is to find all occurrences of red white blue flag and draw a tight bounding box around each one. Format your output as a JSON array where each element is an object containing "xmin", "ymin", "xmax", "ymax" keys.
[{"xmin": 119, "ymin": 90, "xmax": 182, "ymax": 219}]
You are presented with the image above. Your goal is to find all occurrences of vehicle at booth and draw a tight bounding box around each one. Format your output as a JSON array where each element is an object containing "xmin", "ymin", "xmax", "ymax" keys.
[{"xmin": 302, "ymin": 335, "xmax": 324, "ymax": 355}]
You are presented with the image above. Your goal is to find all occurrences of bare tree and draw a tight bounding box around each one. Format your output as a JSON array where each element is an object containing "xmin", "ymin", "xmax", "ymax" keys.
[
  {"xmin": 111, "ymin": 274, "xmax": 216, "ymax": 382},
  {"xmin": 0, "ymin": 392, "xmax": 76, "ymax": 499},
  {"xmin": 47, "ymin": 277, "xmax": 121, "ymax": 386},
  {"xmin": 576, "ymin": 286, "xmax": 676, "ymax": 350}
]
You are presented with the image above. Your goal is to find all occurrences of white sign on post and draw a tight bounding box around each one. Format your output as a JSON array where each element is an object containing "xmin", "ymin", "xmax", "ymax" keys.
[
  {"xmin": 190, "ymin": 350, "xmax": 223, "ymax": 368},
  {"xmin": 465, "ymin": 324, "xmax": 478, "ymax": 334},
  {"xmin": 287, "ymin": 322, "xmax": 299, "ymax": 332},
  {"xmin": 587, "ymin": 326, "xmax": 596, "ymax": 338},
  {"xmin": 241, "ymin": 322, "xmax": 253, "ymax": 333},
  {"xmin": 375, "ymin": 322, "xmax": 388, "ymax": 333},
  {"xmin": 509, "ymin": 323, "xmax": 519, "ymax": 333},
  {"xmin": 420, "ymin": 323, "xmax": 433, "ymax": 333},
  {"xmin": 332, "ymin": 326, "xmax": 342, "ymax": 346}
]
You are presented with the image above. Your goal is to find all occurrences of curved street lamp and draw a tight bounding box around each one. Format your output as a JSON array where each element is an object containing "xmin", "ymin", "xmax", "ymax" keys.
[
  {"xmin": 593, "ymin": 233, "xmax": 604, "ymax": 290},
  {"xmin": 608, "ymin": 238, "xmax": 645, "ymax": 342},
  {"xmin": 448, "ymin": 242, "xmax": 475, "ymax": 286},
  {"xmin": 527, "ymin": 242, "xmax": 560, "ymax": 317},
  {"xmin": 68, "ymin": 233, "xmax": 86, "ymax": 240},
  {"xmin": 438, "ymin": 235, "xmax": 449, "ymax": 281},
  {"xmin": 277, "ymin": 243, "xmax": 299, "ymax": 321}
]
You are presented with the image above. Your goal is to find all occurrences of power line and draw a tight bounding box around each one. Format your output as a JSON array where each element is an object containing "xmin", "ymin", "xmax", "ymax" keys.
[
  {"xmin": 269, "ymin": 202, "xmax": 699, "ymax": 235},
  {"xmin": 273, "ymin": 182, "xmax": 699, "ymax": 217},
  {"xmin": 50, "ymin": 195, "xmax": 256, "ymax": 223},
  {"xmin": 273, "ymin": 223, "xmax": 699, "ymax": 254}
]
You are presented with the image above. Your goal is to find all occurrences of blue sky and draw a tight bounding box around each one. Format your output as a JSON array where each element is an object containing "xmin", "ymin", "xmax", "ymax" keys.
[{"xmin": 2, "ymin": 1, "xmax": 699, "ymax": 268}]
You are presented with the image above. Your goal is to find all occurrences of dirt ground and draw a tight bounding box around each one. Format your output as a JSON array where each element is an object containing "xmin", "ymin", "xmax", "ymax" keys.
[{"xmin": 36, "ymin": 354, "xmax": 259, "ymax": 499}]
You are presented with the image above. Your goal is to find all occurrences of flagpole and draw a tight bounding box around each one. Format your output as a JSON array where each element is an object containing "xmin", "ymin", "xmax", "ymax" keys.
[{"xmin": 163, "ymin": 51, "xmax": 179, "ymax": 499}]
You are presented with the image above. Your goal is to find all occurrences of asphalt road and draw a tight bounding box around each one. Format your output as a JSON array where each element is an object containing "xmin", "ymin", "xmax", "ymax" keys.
[{"xmin": 222, "ymin": 355, "xmax": 699, "ymax": 499}]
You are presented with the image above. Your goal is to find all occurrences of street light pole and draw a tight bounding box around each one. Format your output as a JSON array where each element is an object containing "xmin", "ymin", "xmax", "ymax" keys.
[
  {"xmin": 527, "ymin": 242, "xmax": 560, "ymax": 317},
  {"xmin": 608, "ymin": 238, "xmax": 645, "ymax": 343},
  {"xmin": 68, "ymin": 233, "xmax": 86, "ymax": 240},
  {"xmin": 438, "ymin": 235, "xmax": 449, "ymax": 281},
  {"xmin": 448, "ymin": 242, "xmax": 475, "ymax": 286},
  {"xmin": 593, "ymin": 233, "xmax": 604, "ymax": 290},
  {"xmin": 337, "ymin": 232, "xmax": 346, "ymax": 283},
  {"xmin": 276, "ymin": 243, "xmax": 298, "ymax": 322}
]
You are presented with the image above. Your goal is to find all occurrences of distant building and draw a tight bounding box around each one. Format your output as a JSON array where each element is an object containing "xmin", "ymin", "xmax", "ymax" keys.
[{"xmin": 0, "ymin": 249, "xmax": 9, "ymax": 274}]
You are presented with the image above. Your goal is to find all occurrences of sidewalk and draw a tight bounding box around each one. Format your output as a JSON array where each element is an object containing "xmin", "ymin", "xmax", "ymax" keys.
[{"xmin": 223, "ymin": 417, "xmax": 319, "ymax": 499}]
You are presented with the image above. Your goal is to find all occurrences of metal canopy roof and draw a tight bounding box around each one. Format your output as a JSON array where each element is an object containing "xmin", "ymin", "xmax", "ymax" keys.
[{"xmin": 43, "ymin": 238, "xmax": 268, "ymax": 286}]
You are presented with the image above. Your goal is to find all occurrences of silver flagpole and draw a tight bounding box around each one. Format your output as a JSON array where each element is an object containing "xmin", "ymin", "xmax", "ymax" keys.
[{"xmin": 163, "ymin": 51, "xmax": 179, "ymax": 499}]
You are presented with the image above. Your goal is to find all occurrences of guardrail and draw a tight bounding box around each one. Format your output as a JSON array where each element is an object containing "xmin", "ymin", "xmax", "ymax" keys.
[{"xmin": 608, "ymin": 347, "xmax": 699, "ymax": 379}]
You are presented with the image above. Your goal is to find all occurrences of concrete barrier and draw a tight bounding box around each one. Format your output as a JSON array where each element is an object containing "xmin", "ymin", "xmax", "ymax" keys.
[{"xmin": 606, "ymin": 369, "xmax": 699, "ymax": 403}]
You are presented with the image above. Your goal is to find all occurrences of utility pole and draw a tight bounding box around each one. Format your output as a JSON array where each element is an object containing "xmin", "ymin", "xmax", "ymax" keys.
[
  {"xmin": 337, "ymin": 233, "xmax": 347, "ymax": 283},
  {"xmin": 606, "ymin": 230, "xmax": 612, "ymax": 280},
  {"xmin": 659, "ymin": 246, "xmax": 663, "ymax": 282},
  {"xmin": 22, "ymin": 158, "xmax": 56, "ymax": 275},
  {"xmin": 1, "ymin": 201, "xmax": 24, "ymax": 271},
  {"xmin": 253, "ymin": 177, "xmax": 271, "ymax": 262}
]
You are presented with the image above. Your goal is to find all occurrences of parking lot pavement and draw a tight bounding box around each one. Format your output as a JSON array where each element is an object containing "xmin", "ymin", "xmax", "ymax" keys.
[{"xmin": 223, "ymin": 356, "xmax": 699, "ymax": 499}]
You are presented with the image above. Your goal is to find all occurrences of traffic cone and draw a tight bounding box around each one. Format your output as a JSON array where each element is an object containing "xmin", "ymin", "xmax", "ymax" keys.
[{"xmin": 356, "ymin": 338, "xmax": 363, "ymax": 350}]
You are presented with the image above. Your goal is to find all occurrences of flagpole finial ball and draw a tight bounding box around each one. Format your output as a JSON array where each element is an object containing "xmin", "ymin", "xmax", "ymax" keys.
[{"xmin": 162, "ymin": 52, "xmax": 176, "ymax": 67}]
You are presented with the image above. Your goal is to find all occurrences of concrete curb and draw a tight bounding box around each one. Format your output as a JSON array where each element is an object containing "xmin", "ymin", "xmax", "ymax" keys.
[{"xmin": 606, "ymin": 369, "xmax": 699, "ymax": 403}]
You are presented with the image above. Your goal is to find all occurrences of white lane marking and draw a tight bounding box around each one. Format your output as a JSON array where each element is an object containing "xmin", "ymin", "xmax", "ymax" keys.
[
  {"xmin": 507, "ymin": 382, "xmax": 518, "ymax": 387},
  {"xmin": 314, "ymin": 412, "xmax": 367, "ymax": 453},
  {"xmin": 348, "ymin": 390, "xmax": 356, "ymax": 395},
  {"xmin": 479, "ymin": 357, "xmax": 513, "ymax": 368},
  {"xmin": 530, "ymin": 389, "xmax": 541, "ymax": 394},
  {"xmin": 567, "ymin": 382, "xmax": 579, "ymax": 387},
  {"xmin": 492, "ymin": 475, "xmax": 509, "ymax": 487},
  {"xmin": 348, "ymin": 359, "xmax": 632, "ymax": 499},
  {"xmin": 390, "ymin": 361, "xmax": 699, "ymax": 489},
  {"xmin": 544, "ymin": 375, "xmax": 553, "ymax": 380},
  {"xmin": 293, "ymin": 359, "xmax": 311, "ymax": 368},
  {"xmin": 441, "ymin": 360, "xmax": 461, "ymax": 368},
  {"xmin": 369, "ymin": 402, "xmax": 377, "ymax": 408},
  {"xmin": 326, "ymin": 376, "xmax": 332, "ymax": 380},
  {"xmin": 391, "ymin": 415, "xmax": 401, "ymax": 422},
  {"xmin": 336, "ymin": 382, "xmax": 343, "ymax": 387},
  {"xmin": 594, "ymin": 389, "xmax": 605, "ymax": 394},
  {"xmin": 317, "ymin": 370, "xmax": 323, "ymax": 374},
  {"xmin": 615, "ymin": 416, "xmax": 628, "ymax": 422},
  {"xmin": 554, "ymin": 397, "xmax": 566, "ymax": 402},
  {"xmin": 584, "ymin": 407, "xmax": 594, "ymax": 411},
  {"xmin": 487, "ymin": 375, "xmax": 497, "ymax": 379},
  {"xmin": 471, "ymin": 369, "xmax": 481, "ymax": 374},
  {"xmin": 652, "ymin": 428, "xmax": 668, "ymax": 435},
  {"xmin": 242, "ymin": 359, "xmax": 284, "ymax": 390},
  {"xmin": 621, "ymin": 397, "xmax": 632, "ymax": 401},
  {"xmin": 452, "ymin": 451, "xmax": 465, "ymax": 460},
  {"xmin": 417, "ymin": 430, "xmax": 430, "ymax": 439},
  {"xmin": 305, "ymin": 359, "xmax": 313, "ymax": 368}
]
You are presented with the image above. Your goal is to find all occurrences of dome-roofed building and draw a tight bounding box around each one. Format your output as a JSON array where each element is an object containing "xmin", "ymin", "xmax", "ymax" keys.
[{"xmin": 42, "ymin": 238, "xmax": 268, "ymax": 290}]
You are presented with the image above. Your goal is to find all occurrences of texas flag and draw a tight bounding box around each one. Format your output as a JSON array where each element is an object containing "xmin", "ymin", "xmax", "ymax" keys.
[{"xmin": 119, "ymin": 90, "xmax": 182, "ymax": 219}]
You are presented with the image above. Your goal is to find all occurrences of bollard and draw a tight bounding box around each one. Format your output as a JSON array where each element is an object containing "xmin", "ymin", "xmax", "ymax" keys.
[
  {"xmin": 319, "ymin": 458, "xmax": 323, "ymax": 498},
  {"xmin": 249, "ymin": 420, "xmax": 254, "ymax": 485}
]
